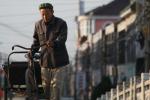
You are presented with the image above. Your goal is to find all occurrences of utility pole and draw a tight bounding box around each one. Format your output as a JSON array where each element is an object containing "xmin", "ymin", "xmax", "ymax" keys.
[
  {"xmin": 79, "ymin": 0, "xmax": 84, "ymax": 15},
  {"xmin": 74, "ymin": 0, "xmax": 85, "ymax": 100},
  {"xmin": 114, "ymin": 23, "xmax": 118, "ymax": 86},
  {"xmin": 136, "ymin": 0, "xmax": 150, "ymax": 73},
  {"xmin": 101, "ymin": 29, "xmax": 106, "ymax": 77},
  {"xmin": 77, "ymin": 0, "xmax": 84, "ymax": 39},
  {"xmin": 74, "ymin": 0, "xmax": 82, "ymax": 100},
  {"xmin": 143, "ymin": 0, "xmax": 150, "ymax": 73}
]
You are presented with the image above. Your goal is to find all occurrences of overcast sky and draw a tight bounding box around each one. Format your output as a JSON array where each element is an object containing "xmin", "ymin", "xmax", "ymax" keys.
[{"xmin": 0, "ymin": 0, "xmax": 112, "ymax": 61}]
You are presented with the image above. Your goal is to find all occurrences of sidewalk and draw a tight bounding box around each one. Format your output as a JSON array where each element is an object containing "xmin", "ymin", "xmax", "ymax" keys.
[
  {"xmin": 2, "ymin": 97, "xmax": 47, "ymax": 100},
  {"xmin": 1, "ymin": 92, "xmax": 47, "ymax": 100},
  {"xmin": 2, "ymin": 96, "xmax": 47, "ymax": 100}
]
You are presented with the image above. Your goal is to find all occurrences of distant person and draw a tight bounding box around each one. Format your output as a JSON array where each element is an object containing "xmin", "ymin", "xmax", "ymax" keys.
[
  {"xmin": 26, "ymin": 3, "xmax": 69, "ymax": 100},
  {"xmin": 91, "ymin": 76, "xmax": 112, "ymax": 100},
  {"xmin": 135, "ymin": 30, "xmax": 145, "ymax": 76}
]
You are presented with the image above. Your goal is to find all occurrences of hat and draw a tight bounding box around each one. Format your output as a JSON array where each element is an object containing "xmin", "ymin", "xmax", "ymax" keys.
[{"xmin": 39, "ymin": 3, "xmax": 53, "ymax": 10}]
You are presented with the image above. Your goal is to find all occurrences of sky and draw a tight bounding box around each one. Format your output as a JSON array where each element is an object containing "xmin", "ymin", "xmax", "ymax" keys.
[{"xmin": 0, "ymin": 0, "xmax": 112, "ymax": 61}]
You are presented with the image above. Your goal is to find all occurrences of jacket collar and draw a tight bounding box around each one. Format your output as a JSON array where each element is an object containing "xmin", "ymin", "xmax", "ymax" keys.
[{"xmin": 42, "ymin": 16, "xmax": 55, "ymax": 25}]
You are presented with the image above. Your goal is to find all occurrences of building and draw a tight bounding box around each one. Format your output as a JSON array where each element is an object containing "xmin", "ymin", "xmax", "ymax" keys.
[{"xmin": 75, "ymin": 0, "xmax": 131, "ymax": 99}]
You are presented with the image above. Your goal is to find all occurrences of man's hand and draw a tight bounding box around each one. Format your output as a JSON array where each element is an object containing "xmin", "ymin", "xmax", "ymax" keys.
[
  {"xmin": 27, "ymin": 50, "xmax": 34, "ymax": 60},
  {"xmin": 45, "ymin": 40, "xmax": 53, "ymax": 54},
  {"xmin": 46, "ymin": 40, "xmax": 54, "ymax": 47}
]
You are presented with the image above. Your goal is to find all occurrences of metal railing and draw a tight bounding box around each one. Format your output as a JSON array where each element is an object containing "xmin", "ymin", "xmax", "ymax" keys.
[{"xmin": 97, "ymin": 72, "xmax": 150, "ymax": 100}]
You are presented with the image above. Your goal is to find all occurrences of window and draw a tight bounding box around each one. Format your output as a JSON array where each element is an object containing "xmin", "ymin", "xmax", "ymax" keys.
[{"xmin": 80, "ymin": 19, "xmax": 95, "ymax": 36}]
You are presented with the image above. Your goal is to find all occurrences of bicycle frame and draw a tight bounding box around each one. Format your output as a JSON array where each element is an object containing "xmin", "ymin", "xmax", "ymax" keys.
[
  {"xmin": 4, "ymin": 51, "xmax": 28, "ymax": 100},
  {"xmin": 4, "ymin": 44, "xmax": 43, "ymax": 100},
  {"xmin": 4, "ymin": 43, "xmax": 55, "ymax": 100}
]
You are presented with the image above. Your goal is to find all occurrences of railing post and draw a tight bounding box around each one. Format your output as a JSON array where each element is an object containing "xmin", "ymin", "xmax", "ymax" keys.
[
  {"xmin": 105, "ymin": 92, "xmax": 108, "ymax": 100},
  {"xmin": 123, "ymin": 82, "xmax": 125, "ymax": 100},
  {"xmin": 133, "ymin": 76, "xmax": 136, "ymax": 100},
  {"xmin": 111, "ymin": 89, "xmax": 113, "ymax": 100},
  {"xmin": 129, "ymin": 77, "xmax": 133, "ymax": 100},
  {"xmin": 141, "ymin": 73, "xmax": 145, "ymax": 100},
  {"xmin": 117, "ymin": 85, "xmax": 119, "ymax": 100},
  {"xmin": 149, "ymin": 71, "xmax": 150, "ymax": 79}
]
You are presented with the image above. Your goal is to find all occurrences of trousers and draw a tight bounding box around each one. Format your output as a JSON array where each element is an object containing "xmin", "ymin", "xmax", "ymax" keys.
[
  {"xmin": 25, "ymin": 66, "xmax": 67, "ymax": 100},
  {"xmin": 41, "ymin": 66, "xmax": 66, "ymax": 100}
]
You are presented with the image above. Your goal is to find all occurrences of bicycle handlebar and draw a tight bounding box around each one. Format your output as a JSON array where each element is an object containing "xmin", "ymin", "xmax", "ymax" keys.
[
  {"xmin": 12, "ymin": 45, "xmax": 31, "ymax": 50},
  {"xmin": 12, "ymin": 43, "xmax": 46, "ymax": 51}
]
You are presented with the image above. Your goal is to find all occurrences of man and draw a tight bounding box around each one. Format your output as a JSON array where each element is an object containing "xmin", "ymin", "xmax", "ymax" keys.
[
  {"xmin": 26, "ymin": 3, "xmax": 69, "ymax": 100},
  {"xmin": 135, "ymin": 30, "xmax": 145, "ymax": 76}
]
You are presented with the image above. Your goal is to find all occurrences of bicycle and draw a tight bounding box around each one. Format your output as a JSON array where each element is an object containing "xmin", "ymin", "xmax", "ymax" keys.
[
  {"xmin": 4, "ymin": 43, "xmax": 57, "ymax": 100},
  {"xmin": 3, "ymin": 45, "xmax": 42, "ymax": 100}
]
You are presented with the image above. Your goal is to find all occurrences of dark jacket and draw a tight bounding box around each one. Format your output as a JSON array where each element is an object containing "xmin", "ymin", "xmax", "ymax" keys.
[{"xmin": 32, "ymin": 16, "xmax": 69, "ymax": 68}]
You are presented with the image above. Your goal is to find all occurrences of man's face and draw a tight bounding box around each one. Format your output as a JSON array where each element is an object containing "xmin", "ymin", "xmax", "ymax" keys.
[{"xmin": 40, "ymin": 8, "xmax": 53, "ymax": 22}]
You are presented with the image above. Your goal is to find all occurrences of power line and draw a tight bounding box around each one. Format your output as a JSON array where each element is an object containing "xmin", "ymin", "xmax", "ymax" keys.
[
  {"xmin": 0, "ymin": 13, "xmax": 38, "ymax": 18},
  {"xmin": 55, "ymin": 8, "xmax": 79, "ymax": 12},
  {"xmin": 53, "ymin": 2, "xmax": 78, "ymax": 5},
  {"xmin": 0, "ymin": 2, "xmax": 78, "ymax": 8},
  {"xmin": 0, "ymin": 22, "xmax": 31, "ymax": 39},
  {"xmin": 0, "ymin": 8, "xmax": 78, "ymax": 18}
]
